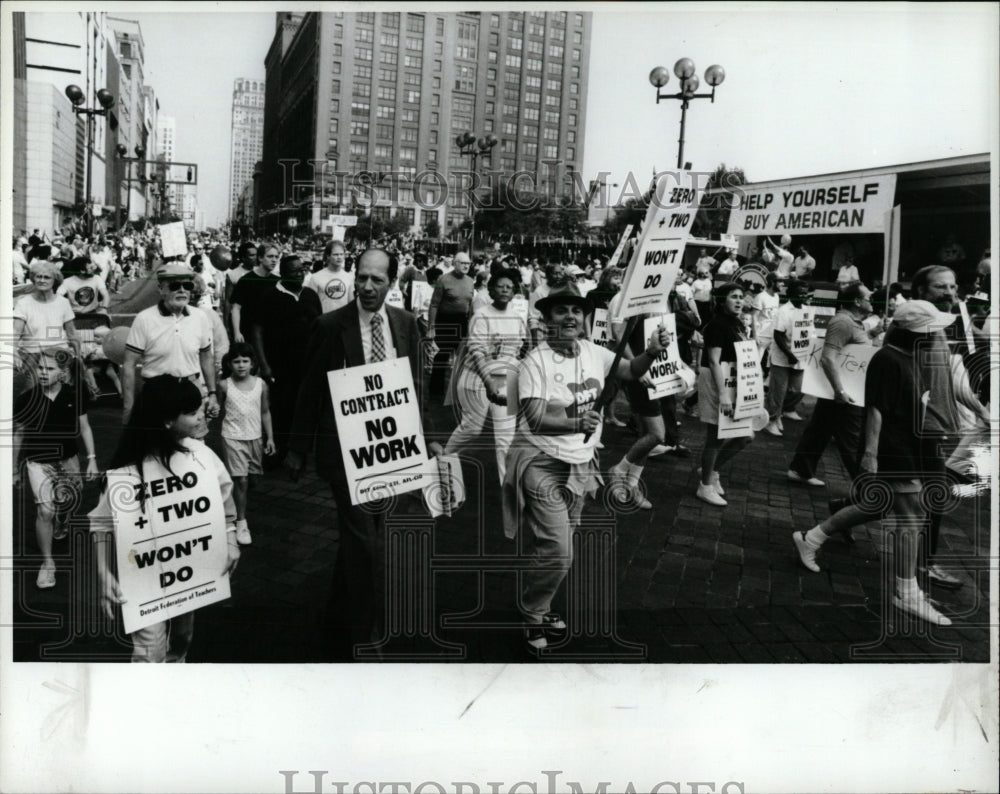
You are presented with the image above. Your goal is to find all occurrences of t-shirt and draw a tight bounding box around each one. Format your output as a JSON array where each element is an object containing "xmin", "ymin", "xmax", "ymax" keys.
[
  {"xmin": 836, "ymin": 265, "xmax": 860, "ymax": 284},
  {"xmin": 126, "ymin": 305, "xmax": 212, "ymax": 379},
  {"xmin": 254, "ymin": 285, "xmax": 322, "ymax": 378},
  {"xmin": 774, "ymin": 248, "xmax": 794, "ymax": 278},
  {"xmin": 752, "ymin": 290, "xmax": 780, "ymax": 340},
  {"xmin": 823, "ymin": 310, "xmax": 870, "ymax": 353},
  {"xmin": 231, "ymin": 271, "xmax": 279, "ymax": 336},
  {"xmin": 717, "ymin": 259, "xmax": 738, "ymax": 276},
  {"xmin": 517, "ymin": 339, "xmax": 615, "ymax": 464},
  {"xmin": 59, "ymin": 275, "xmax": 109, "ymax": 314},
  {"xmin": 303, "ymin": 267, "xmax": 354, "ymax": 313},
  {"xmin": 14, "ymin": 381, "xmax": 90, "ymax": 462},
  {"xmin": 865, "ymin": 346, "xmax": 920, "ymax": 474},
  {"xmin": 769, "ymin": 302, "xmax": 813, "ymax": 369},
  {"xmin": 691, "ymin": 278, "xmax": 713, "ymax": 302},
  {"xmin": 701, "ymin": 314, "xmax": 747, "ymax": 367},
  {"xmin": 464, "ymin": 303, "xmax": 530, "ymax": 381},
  {"xmin": 431, "ymin": 271, "xmax": 475, "ymax": 316},
  {"xmin": 14, "ymin": 294, "xmax": 75, "ymax": 351},
  {"xmin": 792, "ymin": 254, "xmax": 816, "ymax": 278}
]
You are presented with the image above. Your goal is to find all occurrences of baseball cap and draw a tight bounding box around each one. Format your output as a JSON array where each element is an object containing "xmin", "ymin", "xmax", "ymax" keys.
[
  {"xmin": 156, "ymin": 261, "xmax": 196, "ymax": 280},
  {"xmin": 890, "ymin": 299, "xmax": 957, "ymax": 332}
]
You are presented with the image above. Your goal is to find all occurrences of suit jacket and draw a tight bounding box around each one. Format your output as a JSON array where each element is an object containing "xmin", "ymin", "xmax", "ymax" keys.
[{"xmin": 290, "ymin": 300, "xmax": 428, "ymax": 480}]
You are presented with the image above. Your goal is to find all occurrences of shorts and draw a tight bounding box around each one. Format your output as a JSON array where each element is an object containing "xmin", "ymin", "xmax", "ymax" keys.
[
  {"xmin": 625, "ymin": 379, "xmax": 662, "ymax": 418},
  {"xmin": 25, "ymin": 457, "xmax": 81, "ymax": 507},
  {"xmin": 696, "ymin": 366, "xmax": 721, "ymax": 425},
  {"xmin": 222, "ymin": 437, "xmax": 263, "ymax": 477}
]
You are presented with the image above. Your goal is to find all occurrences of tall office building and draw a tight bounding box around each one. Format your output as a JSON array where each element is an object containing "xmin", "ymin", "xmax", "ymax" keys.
[
  {"xmin": 228, "ymin": 78, "xmax": 265, "ymax": 221},
  {"xmin": 260, "ymin": 10, "xmax": 591, "ymax": 235}
]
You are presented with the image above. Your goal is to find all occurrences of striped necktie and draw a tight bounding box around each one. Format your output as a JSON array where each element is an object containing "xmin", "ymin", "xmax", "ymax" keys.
[{"xmin": 370, "ymin": 313, "xmax": 386, "ymax": 362}]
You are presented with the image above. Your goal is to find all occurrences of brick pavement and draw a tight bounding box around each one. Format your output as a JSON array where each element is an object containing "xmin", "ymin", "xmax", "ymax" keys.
[{"xmin": 10, "ymin": 393, "xmax": 992, "ymax": 663}]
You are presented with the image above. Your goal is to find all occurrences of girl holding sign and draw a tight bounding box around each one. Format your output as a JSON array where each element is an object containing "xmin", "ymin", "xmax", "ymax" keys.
[
  {"xmin": 696, "ymin": 283, "xmax": 756, "ymax": 506},
  {"xmin": 89, "ymin": 376, "xmax": 241, "ymax": 662}
]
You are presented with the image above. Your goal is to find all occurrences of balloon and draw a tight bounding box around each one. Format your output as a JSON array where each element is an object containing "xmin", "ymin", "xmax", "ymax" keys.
[
  {"xmin": 780, "ymin": 234, "xmax": 792, "ymax": 247},
  {"xmin": 102, "ymin": 326, "xmax": 130, "ymax": 365},
  {"xmin": 209, "ymin": 244, "xmax": 232, "ymax": 270}
]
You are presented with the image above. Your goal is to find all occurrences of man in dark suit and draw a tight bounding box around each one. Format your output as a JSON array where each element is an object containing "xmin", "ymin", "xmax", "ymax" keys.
[{"xmin": 287, "ymin": 248, "xmax": 442, "ymax": 660}]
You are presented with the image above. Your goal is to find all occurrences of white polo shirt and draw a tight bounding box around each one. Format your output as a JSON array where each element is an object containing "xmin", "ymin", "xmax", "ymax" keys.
[{"xmin": 126, "ymin": 302, "xmax": 212, "ymax": 378}]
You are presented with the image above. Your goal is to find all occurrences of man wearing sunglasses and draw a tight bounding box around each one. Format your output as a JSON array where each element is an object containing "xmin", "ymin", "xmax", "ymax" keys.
[{"xmin": 122, "ymin": 261, "xmax": 217, "ymax": 425}]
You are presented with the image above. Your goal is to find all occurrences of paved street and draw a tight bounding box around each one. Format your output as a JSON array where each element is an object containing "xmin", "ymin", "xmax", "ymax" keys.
[{"xmin": 11, "ymin": 390, "xmax": 991, "ymax": 663}]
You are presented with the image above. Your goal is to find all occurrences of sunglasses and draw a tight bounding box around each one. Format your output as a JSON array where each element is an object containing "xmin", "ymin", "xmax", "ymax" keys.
[{"xmin": 164, "ymin": 281, "xmax": 195, "ymax": 292}]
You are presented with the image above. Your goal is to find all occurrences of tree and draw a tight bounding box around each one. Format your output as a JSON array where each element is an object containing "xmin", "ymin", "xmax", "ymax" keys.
[{"xmin": 691, "ymin": 163, "xmax": 747, "ymax": 239}]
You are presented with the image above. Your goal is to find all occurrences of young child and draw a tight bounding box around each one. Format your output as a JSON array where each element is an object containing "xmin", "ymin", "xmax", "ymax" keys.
[
  {"xmin": 88, "ymin": 375, "xmax": 240, "ymax": 662},
  {"xmin": 217, "ymin": 343, "xmax": 275, "ymax": 545},
  {"xmin": 13, "ymin": 348, "xmax": 99, "ymax": 588}
]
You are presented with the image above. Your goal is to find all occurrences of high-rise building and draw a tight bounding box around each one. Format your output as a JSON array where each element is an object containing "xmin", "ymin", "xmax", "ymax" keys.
[
  {"xmin": 259, "ymin": 10, "xmax": 591, "ymax": 236},
  {"xmin": 228, "ymin": 78, "xmax": 266, "ymax": 221},
  {"xmin": 107, "ymin": 16, "xmax": 150, "ymax": 220}
]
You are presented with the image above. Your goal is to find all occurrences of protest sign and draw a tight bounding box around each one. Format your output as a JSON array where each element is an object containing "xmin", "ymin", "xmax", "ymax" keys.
[
  {"xmin": 107, "ymin": 457, "xmax": 231, "ymax": 634},
  {"xmin": 642, "ymin": 314, "xmax": 687, "ymax": 398},
  {"xmin": 329, "ymin": 358, "xmax": 431, "ymax": 505},
  {"xmin": 510, "ymin": 293, "xmax": 529, "ymax": 324},
  {"xmin": 732, "ymin": 340, "xmax": 764, "ymax": 420},
  {"xmin": 592, "ymin": 308, "xmax": 611, "ymax": 344},
  {"xmin": 423, "ymin": 454, "xmax": 466, "ymax": 518},
  {"xmin": 410, "ymin": 280, "xmax": 433, "ymax": 315},
  {"xmin": 159, "ymin": 222, "xmax": 188, "ymax": 258},
  {"xmin": 331, "ymin": 225, "xmax": 346, "ymax": 242},
  {"xmin": 385, "ymin": 286, "xmax": 405, "ymax": 309},
  {"xmin": 727, "ymin": 174, "xmax": 897, "ymax": 235},
  {"xmin": 607, "ymin": 224, "xmax": 634, "ymax": 268},
  {"xmin": 614, "ymin": 172, "xmax": 701, "ymax": 320},
  {"xmin": 328, "ymin": 214, "xmax": 359, "ymax": 226},
  {"xmin": 783, "ymin": 306, "xmax": 815, "ymax": 365},
  {"xmin": 717, "ymin": 362, "xmax": 754, "ymax": 438},
  {"xmin": 801, "ymin": 340, "xmax": 876, "ymax": 405}
]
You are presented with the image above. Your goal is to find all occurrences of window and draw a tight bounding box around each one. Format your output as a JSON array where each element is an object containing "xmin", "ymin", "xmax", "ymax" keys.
[
  {"xmin": 458, "ymin": 19, "xmax": 477, "ymax": 39},
  {"xmin": 545, "ymin": 96, "xmax": 560, "ymax": 109},
  {"xmin": 491, "ymin": 14, "xmax": 500, "ymax": 28},
  {"xmin": 379, "ymin": 67, "xmax": 397, "ymax": 82},
  {"xmin": 556, "ymin": 11, "xmax": 567, "ymax": 24},
  {"xmin": 376, "ymin": 124, "xmax": 393, "ymax": 139},
  {"xmin": 485, "ymin": 101, "xmax": 495, "ymax": 115},
  {"xmin": 333, "ymin": 43, "xmax": 342, "ymax": 56},
  {"xmin": 488, "ymin": 50, "xmax": 498, "ymax": 64},
  {"xmin": 406, "ymin": 89, "xmax": 421, "ymax": 103},
  {"xmin": 384, "ymin": 12, "xmax": 399, "ymax": 29},
  {"xmin": 352, "ymin": 101, "xmax": 371, "ymax": 116},
  {"xmin": 432, "ymin": 76, "xmax": 440, "ymax": 89},
  {"xmin": 504, "ymin": 88, "xmax": 520, "ymax": 102},
  {"xmin": 524, "ymin": 142, "xmax": 538, "ymax": 156},
  {"xmin": 526, "ymin": 75, "xmax": 541, "ymax": 88},
  {"xmin": 551, "ymin": 27, "xmax": 564, "ymax": 41},
  {"xmin": 547, "ymin": 61, "xmax": 561, "ymax": 75},
  {"xmin": 377, "ymin": 85, "xmax": 396, "ymax": 102},
  {"xmin": 354, "ymin": 63, "xmax": 372, "ymax": 79},
  {"xmin": 332, "ymin": 62, "xmax": 341, "ymax": 75},
  {"xmin": 505, "ymin": 71, "xmax": 521, "ymax": 86},
  {"xmin": 524, "ymin": 107, "xmax": 539, "ymax": 120},
  {"xmin": 501, "ymin": 139, "xmax": 515, "ymax": 152},
  {"xmin": 401, "ymin": 126, "xmax": 418, "ymax": 140},
  {"xmin": 334, "ymin": 24, "xmax": 343, "ymax": 37},
  {"xmin": 544, "ymin": 144, "xmax": 558, "ymax": 158},
  {"xmin": 428, "ymin": 148, "xmax": 437, "ymax": 162},
  {"xmin": 484, "ymin": 118, "xmax": 494, "ymax": 132},
  {"xmin": 487, "ymin": 68, "xmax": 497, "ymax": 80},
  {"xmin": 350, "ymin": 141, "xmax": 368, "ymax": 158},
  {"xmin": 357, "ymin": 12, "xmax": 374, "ymax": 24},
  {"xmin": 380, "ymin": 50, "xmax": 397, "ymax": 65},
  {"xmin": 527, "ymin": 40, "xmax": 543, "ymax": 55},
  {"xmin": 570, "ymin": 83, "xmax": 580, "ymax": 95},
  {"xmin": 399, "ymin": 146, "xmax": 417, "ymax": 163},
  {"xmin": 510, "ymin": 17, "xmax": 523, "ymax": 33},
  {"xmin": 567, "ymin": 131, "xmax": 575, "ymax": 142},
  {"xmin": 406, "ymin": 14, "xmax": 424, "ymax": 33},
  {"xmin": 456, "ymin": 43, "xmax": 477, "ymax": 59},
  {"xmin": 329, "ymin": 119, "xmax": 339, "ymax": 133},
  {"xmin": 575, "ymin": 13, "xmax": 584, "ymax": 26},
  {"xmin": 509, "ymin": 36, "xmax": 522, "ymax": 51},
  {"xmin": 331, "ymin": 79, "xmax": 341, "ymax": 94},
  {"xmin": 543, "ymin": 127, "xmax": 558, "ymax": 140},
  {"xmin": 501, "ymin": 157, "xmax": 515, "ymax": 171},
  {"xmin": 571, "ymin": 66, "xmax": 580, "ymax": 79},
  {"xmin": 549, "ymin": 44, "xmax": 564, "ymax": 58},
  {"xmin": 435, "ymin": 17, "xmax": 444, "ymax": 36},
  {"xmin": 572, "ymin": 48, "xmax": 581, "ymax": 62},
  {"xmin": 569, "ymin": 98, "xmax": 578, "ymax": 110},
  {"xmin": 502, "ymin": 121, "xmax": 517, "ymax": 135},
  {"xmin": 404, "ymin": 71, "xmax": 421, "ymax": 86},
  {"xmin": 432, "ymin": 93, "xmax": 440, "ymax": 107},
  {"xmin": 505, "ymin": 54, "xmax": 521, "ymax": 68},
  {"xmin": 526, "ymin": 58, "xmax": 542, "ymax": 72},
  {"xmin": 547, "ymin": 79, "xmax": 562, "ymax": 92},
  {"xmin": 522, "ymin": 124, "xmax": 538, "ymax": 138},
  {"xmin": 529, "ymin": 23, "xmax": 544, "ymax": 37},
  {"xmin": 350, "ymin": 120, "xmax": 369, "ymax": 136},
  {"xmin": 357, "ymin": 47, "xmax": 373, "ymax": 61},
  {"xmin": 430, "ymin": 112, "xmax": 439, "ymax": 124},
  {"xmin": 573, "ymin": 31, "xmax": 582, "ymax": 45},
  {"xmin": 502, "ymin": 103, "xmax": 518, "ymax": 117},
  {"xmin": 356, "ymin": 27, "xmax": 373, "ymax": 43},
  {"xmin": 429, "ymin": 129, "xmax": 438, "ymax": 143},
  {"xmin": 454, "ymin": 63, "xmax": 476, "ymax": 92},
  {"xmin": 330, "ymin": 99, "xmax": 340, "ymax": 112},
  {"xmin": 353, "ymin": 82, "xmax": 371, "ymax": 98},
  {"xmin": 490, "ymin": 32, "xmax": 499, "ymax": 46},
  {"xmin": 486, "ymin": 84, "xmax": 495, "ymax": 97},
  {"xmin": 567, "ymin": 147, "xmax": 575, "ymax": 160},
  {"xmin": 376, "ymin": 104, "xmax": 395, "ymax": 119},
  {"xmin": 380, "ymin": 32, "xmax": 398, "ymax": 47},
  {"xmin": 568, "ymin": 114, "xmax": 577, "ymax": 126},
  {"xmin": 404, "ymin": 54, "xmax": 422, "ymax": 69}
]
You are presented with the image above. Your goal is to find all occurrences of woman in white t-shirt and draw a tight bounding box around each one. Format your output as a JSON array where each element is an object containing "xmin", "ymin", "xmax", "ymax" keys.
[{"xmin": 504, "ymin": 282, "xmax": 670, "ymax": 652}]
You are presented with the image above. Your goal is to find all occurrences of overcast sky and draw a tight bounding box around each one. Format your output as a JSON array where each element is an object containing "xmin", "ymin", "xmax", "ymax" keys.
[{"xmin": 123, "ymin": 2, "xmax": 998, "ymax": 226}]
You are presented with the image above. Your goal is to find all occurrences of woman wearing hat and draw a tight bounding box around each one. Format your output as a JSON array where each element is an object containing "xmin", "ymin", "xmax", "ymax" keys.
[{"xmin": 503, "ymin": 282, "xmax": 671, "ymax": 651}]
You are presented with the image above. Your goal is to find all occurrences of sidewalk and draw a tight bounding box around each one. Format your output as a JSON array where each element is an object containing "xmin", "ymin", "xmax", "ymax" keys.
[{"xmin": 11, "ymin": 394, "xmax": 991, "ymax": 663}]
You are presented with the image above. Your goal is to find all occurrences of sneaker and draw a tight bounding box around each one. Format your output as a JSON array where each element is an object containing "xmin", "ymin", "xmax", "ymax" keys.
[
  {"xmin": 763, "ymin": 421, "xmax": 783, "ymax": 437},
  {"xmin": 235, "ymin": 521, "xmax": 252, "ymax": 546},
  {"xmin": 782, "ymin": 411, "xmax": 804, "ymax": 421},
  {"xmin": 596, "ymin": 441, "xmax": 605, "ymax": 449},
  {"xmin": 793, "ymin": 530, "xmax": 821, "ymax": 572},
  {"xmin": 647, "ymin": 444, "xmax": 672, "ymax": 457},
  {"xmin": 52, "ymin": 514, "xmax": 69, "ymax": 541},
  {"xmin": 631, "ymin": 488, "xmax": 652, "ymax": 509},
  {"xmin": 696, "ymin": 482, "xmax": 727, "ymax": 506},
  {"xmin": 36, "ymin": 564, "xmax": 56, "ymax": 589},
  {"xmin": 696, "ymin": 466, "xmax": 724, "ymax": 495},
  {"xmin": 542, "ymin": 612, "xmax": 567, "ymax": 633},
  {"xmin": 925, "ymin": 564, "xmax": 964, "ymax": 590},
  {"xmin": 524, "ymin": 625, "xmax": 548, "ymax": 650},
  {"xmin": 893, "ymin": 588, "xmax": 952, "ymax": 626},
  {"xmin": 787, "ymin": 469, "xmax": 825, "ymax": 487}
]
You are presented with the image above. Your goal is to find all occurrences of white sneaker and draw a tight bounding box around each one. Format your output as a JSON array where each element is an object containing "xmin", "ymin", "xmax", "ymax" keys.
[
  {"xmin": 893, "ymin": 588, "xmax": 952, "ymax": 626},
  {"xmin": 696, "ymin": 466, "xmax": 724, "ymax": 495},
  {"xmin": 763, "ymin": 421, "xmax": 783, "ymax": 437},
  {"xmin": 236, "ymin": 521, "xmax": 252, "ymax": 546},
  {"xmin": 696, "ymin": 482, "xmax": 727, "ymax": 506},
  {"xmin": 787, "ymin": 469, "xmax": 825, "ymax": 487},
  {"xmin": 793, "ymin": 530, "xmax": 821, "ymax": 572},
  {"xmin": 782, "ymin": 411, "xmax": 804, "ymax": 421},
  {"xmin": 648, "ymin": 444, "xmax": 672, "ymax": 457}
]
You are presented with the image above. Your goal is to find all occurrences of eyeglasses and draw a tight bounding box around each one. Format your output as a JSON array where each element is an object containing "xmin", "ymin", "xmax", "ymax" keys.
[{"xmin": 164, "ymin": 281, "xmax": 195, "ymax": 292}]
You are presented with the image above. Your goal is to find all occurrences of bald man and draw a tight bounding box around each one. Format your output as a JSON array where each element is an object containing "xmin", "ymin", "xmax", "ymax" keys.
[{"xmin": 288, "ymin": 248, "xmax": 442, "ymax": 660}]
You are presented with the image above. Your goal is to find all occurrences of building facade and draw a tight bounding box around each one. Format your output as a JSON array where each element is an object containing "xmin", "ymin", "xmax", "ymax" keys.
[
  {"xmin": 107, "ymin": 16, "xmax": 150, "ymax": 221},
  {"xmin": 228, "ymin": 78, "xmax": 266, "ymax": 221},
  {"xmin": 259, "ymin": 10, "xmax": 591, "ymax": 237}
]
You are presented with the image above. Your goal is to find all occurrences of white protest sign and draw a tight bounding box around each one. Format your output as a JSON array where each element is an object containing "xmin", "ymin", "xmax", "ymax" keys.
[
  {"xmin": 331, "ymin": 225, "xmax": 346, "ymax": 242},
  {"xmin": 385, "ymin": 286, "xmax": 405, "ymax": 309},
  {"xmin": 328, "ymin": 358, "xmax": 431, "ymax": 505},
  {"xmin": 717, "ymin": 362, "xmax": 754, "ymax": 438},
  {"xmin": 107, "ymin": 456, "xmax": 231, "ymax": 634},
  {"xmin": 329, "ymin": 214, "xmax": 359, "ymax": 227},
  {"xmin": 410, "ymin": 280, "xmax": 433, "ymax": 315},
  {"xmin": 159, "ymin": 221, "xmax": 188, "ymax": 258},
  {"xmin": 801, "ymin": 340, "xmax": 876, "ymax": 405},
  {"xmin": 422, "ymin": 454, "xmax": 466, "ymax": 518},
  {"xmin": 592, "ymin": 308, "xmax": 611, "ymax": 345},
  {"xmin": 727, "ymin": 174, "xmax": 897, "ymax": 236},
  {"xmin": 959, "ymin": 301, "xmax": 976, "ymax": 353},
  {"xmin": 642, "ymin": 313, "xmax": 687, "ymax": 398},
  {"xmin": 607, "ymin": 224, "xmax": 634, "ymax": 268},
  {"xmin": 510, "ymin": 293, "xmax": 529, "ymax": 324},
  {"xmin": 732, "ymin": 340, "xmax": 764, "ymax": 420},
  {"xmin": 615, "ymin": 172, "xmax": 701, "ymax": 320}
]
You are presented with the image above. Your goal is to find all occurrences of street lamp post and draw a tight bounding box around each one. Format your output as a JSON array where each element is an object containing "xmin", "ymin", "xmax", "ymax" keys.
[
  {"xmin": 116, "ymin": 143, "xmax": 146, "ymax": 228},
  {"xmin": 65, "ymin": 84, "xmax": 115, "ymax": 237},
  {"xmin": 598, "ymin": 180, "xmax": 620, "ymax": 225},
  {"xmin": 648, "ymin": 60, "xmax": 726, "ymax": 169},
  {"xmin": 454, "ymin": 131, "xmax": 498, "ymax": 255}
]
